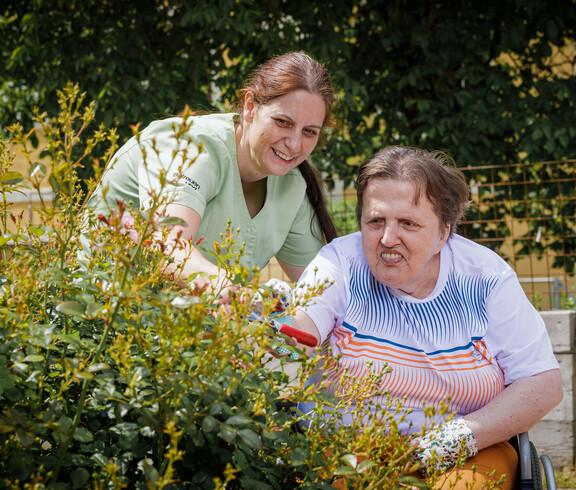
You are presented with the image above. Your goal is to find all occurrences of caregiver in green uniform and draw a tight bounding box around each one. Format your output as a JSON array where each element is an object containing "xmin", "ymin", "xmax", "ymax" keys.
[{"xmin": 85, "ymin": 51, "xmax": 337, "ymax": 299}]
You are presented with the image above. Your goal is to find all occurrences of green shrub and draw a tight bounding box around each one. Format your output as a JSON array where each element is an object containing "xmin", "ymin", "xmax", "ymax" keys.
[{"xmin": 0, "ymin": 85, "xmax": 496, "ymax": 489}]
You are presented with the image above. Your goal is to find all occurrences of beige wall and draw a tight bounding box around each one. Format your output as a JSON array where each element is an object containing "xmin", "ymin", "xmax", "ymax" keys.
[{"xmin": 534, "ymin": 310, "xmax": 576, "ymax": 468}]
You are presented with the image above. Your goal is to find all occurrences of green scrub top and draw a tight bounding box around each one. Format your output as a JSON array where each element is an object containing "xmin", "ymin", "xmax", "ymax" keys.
[{"xmin": 85, "ymin": 113, "xmax": 325, "ymax": 271}]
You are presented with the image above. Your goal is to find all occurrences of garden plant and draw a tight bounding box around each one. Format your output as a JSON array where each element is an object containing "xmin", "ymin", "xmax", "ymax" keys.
[{"xmin": 0, "ymin": 85, "xmax": 494, "ymax": 489}]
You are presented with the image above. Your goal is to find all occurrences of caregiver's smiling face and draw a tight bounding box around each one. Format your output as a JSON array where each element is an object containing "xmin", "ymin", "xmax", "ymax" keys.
[{"xmin": 360, "ymin": 177, "xmax": 450, "ymax": 299}]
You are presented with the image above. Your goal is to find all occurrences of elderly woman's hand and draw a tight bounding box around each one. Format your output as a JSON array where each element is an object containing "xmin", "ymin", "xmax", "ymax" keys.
[
  {"xmin": 249, "ymin": 279, "xmax": 317, "ymax": 359},
  {"xmin": 411, "ymin": 418, "xmax": 479, "ymax": 474}
]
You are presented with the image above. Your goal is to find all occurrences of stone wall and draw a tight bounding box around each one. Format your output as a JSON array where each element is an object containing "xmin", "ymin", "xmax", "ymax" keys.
[{"xmin": 531, "ymin": 310, "xmax": 576, "ymax": 468}]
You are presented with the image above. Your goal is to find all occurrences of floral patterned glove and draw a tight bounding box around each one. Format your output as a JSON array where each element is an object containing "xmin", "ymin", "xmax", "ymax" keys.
[
  {"xmin": 411, "ymin": 418, "xmax": 478, "ymax": 474},
  {"xmin": 261, "ymin": 278, "xmax": 292, "ymax": 310}
]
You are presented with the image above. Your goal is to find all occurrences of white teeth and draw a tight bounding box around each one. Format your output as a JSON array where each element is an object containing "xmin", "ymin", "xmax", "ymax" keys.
[
  {"xmin": 273, "ymin": 148, "xmax": 293, "ymax": 161},
  {"xmin": 382, "ymin": 253, "xmax": 401, "ymax": 260}
]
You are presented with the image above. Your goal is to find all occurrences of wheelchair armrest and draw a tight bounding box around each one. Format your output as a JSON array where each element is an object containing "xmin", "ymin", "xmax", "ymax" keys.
[{"xmin": 517, "ymin": 432, "xmax": 533, "ymax": 481}]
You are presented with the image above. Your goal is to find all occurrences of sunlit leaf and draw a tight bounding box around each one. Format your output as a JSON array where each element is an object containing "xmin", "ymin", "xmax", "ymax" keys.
[
  {"xmin": 56, "ymin": 301, "xmax": 86, "ymax": 317},
  {"xmin": 86, "ymin": 363, "xmax": 109, "ymax": 373},
  {"xmin": 28, "ymin": 162, "xmax": 46, "ymax": 179},
  {"xmin": 0, "ymin": 172, "xmax": 25, "ymax": 186},
  {"xmin": 340, "ymin": 453, "xmax": 358, "ymax": 468},
  {"xmin": 23, "ymin": 355, "xmax": 44, "ymax": 363},
  {"xmin": 155, "ymin": 216, "xmax": 186, "ymax": 227},
  {"xmin": 28, "ymin": 226, "xmax": 46, "ymax": 238},
  {"xmin": 171, "ymin": 295, "xmax": 203, "ymax": 308},
  {"xmin": 226, "ymin": 415, "xmax": 252, "ymax": 426},
  {"xmin": 73, "ymin": 426, "xmax": 94, "ymax": 443}
]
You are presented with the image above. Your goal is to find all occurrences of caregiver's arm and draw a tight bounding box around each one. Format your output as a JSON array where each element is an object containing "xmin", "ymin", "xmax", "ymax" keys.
[
  {"xmin": 156, "ymin": 203, "xmax": 234, "ymax": 295},
  {"xmin": 276, "ymin": 259, "xmax": 306, "ymax": 283},
  {"xmin": 463, "ymin": 368, "xmax": 563, "ymax": 450}
]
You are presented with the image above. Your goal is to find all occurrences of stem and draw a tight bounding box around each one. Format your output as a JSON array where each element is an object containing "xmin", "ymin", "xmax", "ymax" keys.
[{"xmin": 0, "ymin": 192, "xmax": 8, "ymax": 263}]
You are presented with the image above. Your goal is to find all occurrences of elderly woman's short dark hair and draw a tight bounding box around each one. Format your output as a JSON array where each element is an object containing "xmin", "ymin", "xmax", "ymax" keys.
[{"xmin": 355, "ymin": 146, "xmax": 470, "ymax": 236}]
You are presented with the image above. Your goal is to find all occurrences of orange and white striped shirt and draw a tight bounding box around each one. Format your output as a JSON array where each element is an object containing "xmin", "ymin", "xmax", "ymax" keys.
[{"xmin": 296, "ymin": 233, "xmax": 558, "ymax": 434}]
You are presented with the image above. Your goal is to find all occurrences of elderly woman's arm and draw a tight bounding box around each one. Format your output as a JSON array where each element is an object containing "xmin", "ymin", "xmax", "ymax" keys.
[
  {"xmin": 291, "ymin": 310, "xmax": 322, "ymax": 355},
  {"xmin": 463, "ymin": 368, "xmax": 563, "ymax": 450}
]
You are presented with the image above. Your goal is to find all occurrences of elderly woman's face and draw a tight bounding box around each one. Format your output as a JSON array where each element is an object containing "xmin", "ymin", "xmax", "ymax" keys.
[{"xmin": 360, "ymin": 177, "xmax": 450, "ymax": 299}]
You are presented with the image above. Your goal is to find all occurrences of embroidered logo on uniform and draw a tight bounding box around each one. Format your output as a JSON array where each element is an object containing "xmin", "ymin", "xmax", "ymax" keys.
[{"xmin": 171, "ymin": 172, "xmax": 200, "ymax": 191}]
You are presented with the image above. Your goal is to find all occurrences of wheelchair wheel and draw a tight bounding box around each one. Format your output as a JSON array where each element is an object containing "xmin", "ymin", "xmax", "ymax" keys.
[{"xmin": 529, "ymin": 441, "xmax": 543, "ymax": 490}]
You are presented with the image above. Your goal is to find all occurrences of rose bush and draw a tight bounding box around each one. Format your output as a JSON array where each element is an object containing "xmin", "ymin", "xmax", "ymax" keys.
[{"xmin": 0, "ymin": 85, "xmax": 492, "ymax": 489}]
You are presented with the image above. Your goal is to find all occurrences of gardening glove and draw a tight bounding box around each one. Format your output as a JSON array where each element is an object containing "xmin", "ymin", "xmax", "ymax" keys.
[
  {"xmin": 258, "ymin": 278, "xmax": 292, "ymax": 310},
  {"xmin": 411, "ymin": 418, "xmax": 478, "ymax": 475}
]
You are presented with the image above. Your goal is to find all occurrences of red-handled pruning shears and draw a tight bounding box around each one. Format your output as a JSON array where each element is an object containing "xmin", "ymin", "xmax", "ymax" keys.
[
  {"xmin": 248, "ymin": 299, "xmax": 317, "ymax": 348},
  {"xmin": 267, "ymin": 317, "xmax": 318, "ymax": 347}
]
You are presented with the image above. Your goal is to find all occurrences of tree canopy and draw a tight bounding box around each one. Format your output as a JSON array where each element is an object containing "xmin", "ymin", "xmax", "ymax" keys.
[{"xmin": 1, "ymin": 0, "xmax": 575, "ymax": 180}]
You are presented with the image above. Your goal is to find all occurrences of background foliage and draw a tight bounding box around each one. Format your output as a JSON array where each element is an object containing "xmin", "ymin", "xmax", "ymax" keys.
[
  {"xmin": 2, "ymin": 0, "xmax": 576, "ymax": 271},
  {"xmin": 1, "ymin": 0, "xmax": 575, "ymax": 179}
]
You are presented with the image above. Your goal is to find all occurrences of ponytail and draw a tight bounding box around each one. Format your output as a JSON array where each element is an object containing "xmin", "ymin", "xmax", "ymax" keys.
[{"xmin": 298, "ymin": 161, "xmax": 337, "ymax": 244}]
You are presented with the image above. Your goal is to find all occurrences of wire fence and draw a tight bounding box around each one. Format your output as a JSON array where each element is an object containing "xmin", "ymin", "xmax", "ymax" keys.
[
  {"xmin": 264, "ymin": 159, "xmax": 576, "ymax": 311},
  {"xmin": 460, "ymin": 160, "xmax": 576, "ymax": 310}
]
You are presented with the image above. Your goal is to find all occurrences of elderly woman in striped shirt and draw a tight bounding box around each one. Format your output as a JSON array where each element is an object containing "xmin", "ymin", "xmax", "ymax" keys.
[{"xmin": 289, "ymin": 145, "xmax": 562, "ymax": 489}]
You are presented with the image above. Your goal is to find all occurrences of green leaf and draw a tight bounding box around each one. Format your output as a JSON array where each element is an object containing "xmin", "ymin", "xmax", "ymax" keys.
[
  {"xmin": 218, "ymin": 424, "xmax": 237, "ymax": 443},
  {"xmin": 143, "ymin": 461, "xmax": 159, "ymax": 486},
  {"xmin": 7, "ymin": 452, "xmax": 32, "ymax": 481},
  {"xmin": 86, "ymin": 363, "xmax": 109, "ymax": 372},
  {"xmin": 0, "ymin": 172, "xmax": 26, "ymax": 186},
  {"xmin": 56, "ymin": 301, "xmax": 86, "ymax": 317},
  {"xmin": 202, "ymin": 415, "xmax": 217, "ymax": 433},
  {"xmin": 209, "ymin": 403, "xmax": 223, "ymax": 416},
  {"xmin": 357, "ymin": 459, "xmax": 375, "ymax": 473},
  {"xmin": 28, "ymin": 162, "xmax": 46, "ymax": 179},
  {"xmin": 73, "ymin": 426, "xmax": 94, "ymax": 443},
  {"xmin": 71, "ymin": 467, "xmax": 91, "ymax": 489},
  {"xmin": 398, "ymin": 476, "xmax": 428, "ymax": 488},
  {"xmin": 0, "ymin": 368, "xmax": 16, "ymax": 392},
  {"xmin": 58, "ymin": 332, "xmax": 84, "ymax": 351},
  {"xmin": 23, "ymin": 354, "xmax": 44, "ymax": 363},
  {"xmin": 0, "ymin": 236, "xmax": 14, "ymax": 247},
  {"xmin": 316, "ymin": 391, "xmax": 339, "ymax": 404},
  {"xmin": 340, "ymin": 453, "xmax": 358, "ymax": 468},
  {"xmin": 48, "ymin": 175, "xmax": 60, "ymax": 193},
  {"xmin": 27, "ymin": 226, "xmax": 46, "ymax": 238},
  {"xmin": 85, "ymin": 302, "xmax": 103, "ymax": 318},
  {"xmin": 334, "ymin": 465, "xmax": 357, "ymax": 476},
  {"xmin": 156, "ymin": 216, "xmax": 186, "ymax": 227},
  {"xmin": 290, "ymin": 446, "xmax": 309, "ymax": 466},
  {"xmin": 238, "ymin": 429, "xmax": 262, "ymax": 450},
  {"xmin": 91, "ymin": 453, "xmax": 109, "ymax": 467},
  {"xmin": 15, "ymin": 429, "xmax": 34, "ymax": 447},
  {"xmin": 226, "ymin": 415, "xmax": 253, "ymax": 426}
]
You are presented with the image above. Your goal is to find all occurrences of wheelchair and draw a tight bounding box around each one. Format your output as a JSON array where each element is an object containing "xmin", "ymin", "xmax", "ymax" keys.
[{"xmin": 513, "ymin": 432, "xmax": 557, "ymax": 490}]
